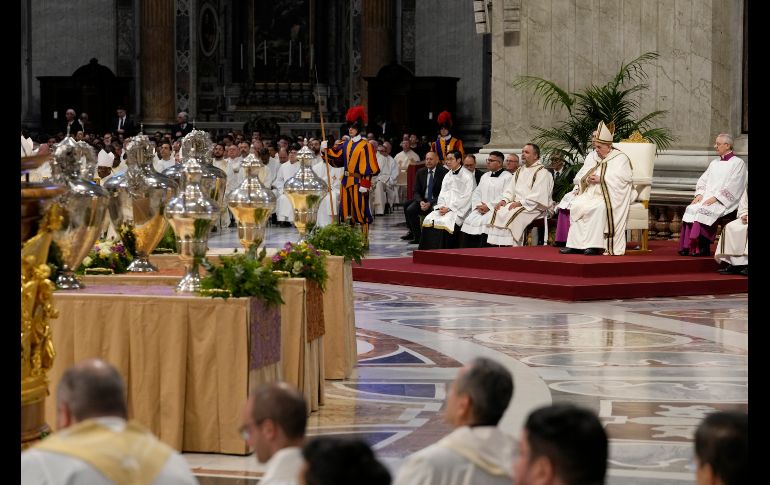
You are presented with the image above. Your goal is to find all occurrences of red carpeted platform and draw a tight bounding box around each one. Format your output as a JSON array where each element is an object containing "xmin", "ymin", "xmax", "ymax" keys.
[{"xmin": 353, "ymin": 241, "xmax": 748, "ymax": 301}]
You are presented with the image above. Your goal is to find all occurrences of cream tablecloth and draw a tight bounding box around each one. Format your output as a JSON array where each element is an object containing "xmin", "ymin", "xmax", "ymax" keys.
[{"xmin": 46, "ymin": 275, "xmax": 323, "ymax": 454}]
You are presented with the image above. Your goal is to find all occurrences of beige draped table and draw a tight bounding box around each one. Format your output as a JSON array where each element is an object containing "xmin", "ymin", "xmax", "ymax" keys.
[
  {"xmin": 45, "ymin": 271, "xmax": 326, "ymax": 454},
  {"xmin": 151, "ymin": 251, "xmax": 358, "ymax": 379}
]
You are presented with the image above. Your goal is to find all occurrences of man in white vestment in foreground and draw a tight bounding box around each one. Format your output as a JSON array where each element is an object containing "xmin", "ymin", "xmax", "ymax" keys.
[
  {"xmin": 21, "ymin": 359, "xmax": 196, "ymax": 485},
  {"xmin": 239, "ymin": 382, "xmax": 307, "ymax": 485},
  {"xmin": 394, "ymin": 357, "xmax": 515, "ymax": 485},
  {"xmin": 560, "ymin": 121, "xmax": 633, "ymax": 255},
  {"xmin": 487, "ymin": 143, "xmax": 553, "ymax": 246},
  {"xmin": 679, "ymin": 133, "xmax": 747, "ymax": 257},
  {"xmin": 459, "ymin": 151, "xmax": 512, "ymax": 248},
  {"xmin": 714, "ymin": 186, "xmax": 748, "ymax": 275},
  {"xmin": 273, "ymin": 144, "xmax": 302, "ymax": 227}
]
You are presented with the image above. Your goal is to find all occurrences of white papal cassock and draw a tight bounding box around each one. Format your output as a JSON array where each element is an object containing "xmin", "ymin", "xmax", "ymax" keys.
[
  {"xmin": 486, "ymin": 161, "xmax": 553, "ymax": 246},
  {"xmin": 714, "ymin": 186, "xmax": 748, "ymax": 267},
  {"xmin": 682, "ymin": 154, "xmax": 747, "ymax": 226},
  {"xmin": 421, "ymin": 167, "xmax": 475, "ymax": 232},
  {"xmin": 312, "ymin": 160, "xmax": 343, "ymax": 227},
  {"xmin": 566, "ymin": 148, "xmax": 633, "ymax": 255},
  {"xmin": 460, "ymin": 168, "xmax": 513, "ymax": 236},
  {"xmin": 273, "ymin": 161, "xmax": 301, "ymax": 222}
]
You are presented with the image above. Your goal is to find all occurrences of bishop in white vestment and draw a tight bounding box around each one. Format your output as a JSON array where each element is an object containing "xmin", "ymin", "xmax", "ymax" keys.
[
  {"xmin": 714, "ymin": 185, "xmax": 748, "ymax": 274},
  {"xmin": 312, "ymin": 158, "xmax": 343, "ymax": 227},
  {"xmin": 679, "ymin": 133, "xmax": 747, "ymax": 256}
]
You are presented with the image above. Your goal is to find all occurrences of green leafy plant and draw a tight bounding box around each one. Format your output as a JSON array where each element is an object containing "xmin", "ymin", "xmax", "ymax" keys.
[
  {"xmin": 514, "ymin": 51, "xmax": 675, "ymax": 165},
  {"xmin": 271, "ymin": 241, "xmax": 328, "ymax": 290},
  {"xmin": 200, "ymin": 247, "xmax": 284, "ymax": 305},
  {"xmin": 306, "ymin": 222, "xmax": 366, "ymax": 264},
  {"xmin": 75, "ymin": 239, "xmax": 134, "ymax": 275}
]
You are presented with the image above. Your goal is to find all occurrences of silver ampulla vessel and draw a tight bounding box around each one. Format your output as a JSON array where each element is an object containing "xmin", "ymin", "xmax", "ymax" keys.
[
  {"xmin": 226, "ymin": 153, "xmax": 276, "ymax": 252},
  {"xmin": 104, "ymin": 134, "xmax": 178, "ymax": 272},
  {"xmin": 47, "ymin": 138, "xmax": 109, "ymax": 289},
  {"xmin": 164, "ymin": 146, "xmax": 220, "ymax": 293},
  {"xmin": 284, "ymin": 140, "xmax": 328, "ymax": 241}
]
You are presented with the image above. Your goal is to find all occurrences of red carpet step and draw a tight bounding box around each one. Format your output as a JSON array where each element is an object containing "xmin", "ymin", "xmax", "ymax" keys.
[{"xmin": 353, "ymin": 241, "xmax": 747, "ymax": 301}]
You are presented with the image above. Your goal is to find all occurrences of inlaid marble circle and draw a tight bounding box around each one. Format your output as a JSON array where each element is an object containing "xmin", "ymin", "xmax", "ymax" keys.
[
  {"xmin": 522, "ymin": 351, "xmax": 748, "ymax": 367},
  {"xmin": 473, "ymin": 329, "xmax": 691, "ymax": 349},
  {"xmin": 548, "ymin": 381, "xmax": 747, "ymax": 402}
]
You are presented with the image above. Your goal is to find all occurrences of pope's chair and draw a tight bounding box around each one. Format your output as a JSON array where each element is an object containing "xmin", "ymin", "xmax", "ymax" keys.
[{"xmin": 614, "ymin": 141, "xmax": 656, "ymax": 252}]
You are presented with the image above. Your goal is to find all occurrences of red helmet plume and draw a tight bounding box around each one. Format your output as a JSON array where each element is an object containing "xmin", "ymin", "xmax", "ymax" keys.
[
  {"xmin": 437, "ymin": 111, "xmax": 453, "ymax": 129},
  {"xmin": 345, "ymin": 106, "xmax": 367, "ymax": 130}
]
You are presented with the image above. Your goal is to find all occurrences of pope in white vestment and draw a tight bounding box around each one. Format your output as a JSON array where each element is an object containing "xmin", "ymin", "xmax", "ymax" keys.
[
  {"xmin": 714, "ymin": 185, "xmax": 748, "ymax": 273},
  {"xmin": 563, "ymin": 122, "xmax": 633, "ymax": 255},
  {"xmin": 487, "ymin": 144, "xmax": 553, "ymax": 246},
  {"xmin": 679, "ymin": 134, "xmax": 747, "ymax": 256}
]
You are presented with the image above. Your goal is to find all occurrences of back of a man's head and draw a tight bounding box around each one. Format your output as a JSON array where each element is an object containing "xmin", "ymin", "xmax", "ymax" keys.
[
  {"xmin": 302, "ymin": 436, "xmax": 391, "ymax": 485},
  {"xmin": 694, "ymin": 411, "xmax": 748, "ymax": 485},
  {"xmin": 57, "ymin": 359, "xmax": 128, "ymax": 423},
  {"xmin": 525, "ymin": 404, "xmax": 608, "ymax": 485},
  {"xmin": 455, "ymin": 357, "xmax": 513, "ymax": 426},
  {"xmin": 251, "ymin": 382, "xmax": 307, "ymax": 441}
]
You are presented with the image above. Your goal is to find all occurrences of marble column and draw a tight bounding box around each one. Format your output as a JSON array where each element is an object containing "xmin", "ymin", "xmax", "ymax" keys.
[{"xmin": 140, "ymin": 0, "xmax": 175, "ymax": 124}]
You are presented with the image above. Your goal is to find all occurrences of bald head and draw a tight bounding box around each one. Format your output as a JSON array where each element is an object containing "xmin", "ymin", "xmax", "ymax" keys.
[{"xmin": 57, "ymin": 359, "xmax": 127, "ymax": 422}]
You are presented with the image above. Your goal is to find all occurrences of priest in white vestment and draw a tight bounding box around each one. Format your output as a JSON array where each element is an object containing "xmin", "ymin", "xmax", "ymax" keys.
[
  {"xmin": 487, "ymin": 143, "xmax": 553, "ymax": 246},
  {"xmin": 273, "ymin": 148, "xmax": 302, "ymax": 225},
  {"xmin": 459, "ymin": 151, "xmax": 512, "ymax": 247},
  {"xmin": 561, "ymin": 121, "xmax": 633, "ymax": 255},
  {"xmin": 394, "ymin": 357, "xmax": 515, "ymax": 485},
  {"xmin": 312, "ymin": 157, "xmax": 343, "ymax": 227},
  {"xmin": 395, "ymin": 139, "xmax": 421, "ymax": 201},
  {"xmin": 679, "ymin": 133, "xmax": 747, "ymax": 256},
  {"xmin": 371, "ymin": 142, "xmax": 399, "ymax": 215},
  {"xmin": 419, "ymin": 150, "xmax": 474, "ymax": 250},
  {"xmin": 715, "ymin": 185, "xmax": 748, "ymax": 275}
]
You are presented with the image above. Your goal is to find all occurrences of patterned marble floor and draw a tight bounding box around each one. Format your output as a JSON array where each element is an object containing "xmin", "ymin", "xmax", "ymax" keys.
[{"xmin": 191, "ymin": 213, "xmax": 748, "ymax": 484}]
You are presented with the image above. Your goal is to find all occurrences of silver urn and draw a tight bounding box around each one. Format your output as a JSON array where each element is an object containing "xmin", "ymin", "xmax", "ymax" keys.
[
  {"xmin": 226, "ymin": 153, "xmax": 276, "ymax": 252},
  {"xmin": 164, "ymin": 149, "xmax": 220, "ymax": 293},
  {"xmin": 104, "ymin": 135, "xmax": 178, "ymax": 272},
  {"xmin": 47, "ymin": 139, "xmax": 110, "ymax": 289},
  {"xmin": 284, "ymin": 141, "xmax": 328, "ymax": 240},
  {"xmin": 163, "ymin": 129, "xmax": 227, "ymax": 217}
]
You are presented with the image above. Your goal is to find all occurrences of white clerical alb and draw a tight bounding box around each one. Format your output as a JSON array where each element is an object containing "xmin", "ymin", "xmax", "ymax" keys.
[
  {"xmin": 682, "ymin": 154, "xmax": 747, "ymax": 226},
  {"xmin": 461, "ymin": 169, "xmax": 513, "ymax": 236},
  {"xmin": 422, "ymin": 167, "xmax": 474, "ymax": 232},
  {"xmin": 487, "ymin": 161, "xmax": 553, "ymax": 246},
  {"xmin": 714, "ymin": 186, "xmax": 748, "ymax": 267},
  {"xmin": 565, "ymin": 148, "xmax": 633, "ymax": 255}
]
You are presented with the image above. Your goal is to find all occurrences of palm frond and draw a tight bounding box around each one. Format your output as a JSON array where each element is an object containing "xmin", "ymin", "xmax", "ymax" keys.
[
  {"xmin": 513, "ymin": 76, "xmax": 575, "ymax": 113},
  {"xmin": 611, "ymin": 52, "xmax": 659, "ymax": 88}
]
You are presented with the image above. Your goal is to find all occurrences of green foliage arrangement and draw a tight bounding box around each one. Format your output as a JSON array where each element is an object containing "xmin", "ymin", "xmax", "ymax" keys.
[
  {"xmin": 200, "ymin": 247, "xmax": 284, "ymax": 305},
  {"xmin": 75, "ymin": 239, "xmax": 134, "ymax": 275},
  {"xmin": 46, "ymin": 241, "xmax": 64, "ymax": 283},
  {"xmin": 271, "ymin": 241, "xmax": 328, "ymax": 290},
  {"xmin": 306, "ymin": 223, "xmax": 366, "ymax": 264},
  {"xmin": 514, "ymin": 52, "xmax": 675, "ymax": 165}
]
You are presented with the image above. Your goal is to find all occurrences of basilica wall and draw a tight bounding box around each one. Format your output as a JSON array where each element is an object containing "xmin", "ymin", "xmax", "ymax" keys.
[{"xmin": 486, "ymin": 0, "xmax": 746, "ymax": 152}]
